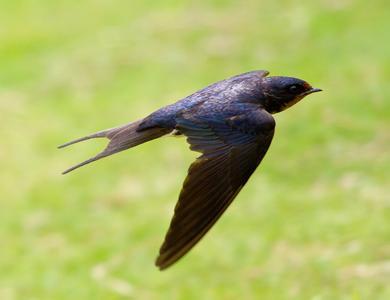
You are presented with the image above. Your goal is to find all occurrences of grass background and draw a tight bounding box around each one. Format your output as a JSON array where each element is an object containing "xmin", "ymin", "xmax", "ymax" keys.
[{"xmin": 1, "ymin": 0, "xmax": 389, "ymax": 299}]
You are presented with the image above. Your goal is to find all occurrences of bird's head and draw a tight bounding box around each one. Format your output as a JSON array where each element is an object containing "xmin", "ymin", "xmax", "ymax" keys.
[{"xmin": 261, "ymin": 76, "xmax": 322, "ymax": 113}]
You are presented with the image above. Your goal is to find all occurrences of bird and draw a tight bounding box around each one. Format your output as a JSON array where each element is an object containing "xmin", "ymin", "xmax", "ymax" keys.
[{"xmin": 59, "ymin": 70, "xmax": 322, "ymax": 270}]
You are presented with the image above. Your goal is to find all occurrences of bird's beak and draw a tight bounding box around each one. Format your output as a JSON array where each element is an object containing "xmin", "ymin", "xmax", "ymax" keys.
[{"xmin": 302, "ymin": 88, "xmax": 322, "ymax": 96}]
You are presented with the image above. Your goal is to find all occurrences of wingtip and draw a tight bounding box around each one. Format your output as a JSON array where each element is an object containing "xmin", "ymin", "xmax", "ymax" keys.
[
  {"xmin": 155, "ymin": 257, "xmax": 169, "ymax": 271},
  {"xmin": 155, "ymin": 251, "xmax": 183, "ymax": 271}
]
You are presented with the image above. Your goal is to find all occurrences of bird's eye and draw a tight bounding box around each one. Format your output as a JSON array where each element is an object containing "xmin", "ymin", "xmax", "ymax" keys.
[{"xmin": 289, "ymin": 85, "xmax": 298, "ymax": 92}]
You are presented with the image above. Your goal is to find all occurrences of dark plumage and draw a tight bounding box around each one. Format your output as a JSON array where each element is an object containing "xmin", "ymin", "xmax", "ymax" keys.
[{"xmin": 59, "ymin": 70, "xmax": 321, "ymax": 269}]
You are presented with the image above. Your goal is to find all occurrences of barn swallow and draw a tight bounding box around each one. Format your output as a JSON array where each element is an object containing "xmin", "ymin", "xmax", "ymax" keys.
[{"xmin": 59, "ymin": 70, "xmax": 321, "ymax": 270}]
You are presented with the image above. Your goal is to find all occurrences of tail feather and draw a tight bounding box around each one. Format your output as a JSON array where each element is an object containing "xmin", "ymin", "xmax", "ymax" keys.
[
  {"xmin": 60, "ymin": 119, "xmax": 169, "ymax": 174},
  {"xmin": 58, "ymin": 127, "xmax": 121, "ymax": 149}
]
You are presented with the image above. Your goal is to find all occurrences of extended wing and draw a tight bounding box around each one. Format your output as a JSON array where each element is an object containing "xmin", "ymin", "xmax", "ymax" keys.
[{"xmin": 156, "ymin": 107, "xmax": 275, "ymax": 269}]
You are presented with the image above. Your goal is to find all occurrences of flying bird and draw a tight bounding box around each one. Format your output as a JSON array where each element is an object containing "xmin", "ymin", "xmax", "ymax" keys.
[{"xmin": 59, "ymin": 70, "xmax": 321, "ymax": 270}]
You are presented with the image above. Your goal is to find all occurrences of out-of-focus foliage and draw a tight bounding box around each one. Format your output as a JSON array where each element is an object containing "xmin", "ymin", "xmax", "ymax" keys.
[{"xmin": 0, "ymin": 0, "xmax": 389, "ymax": 299}]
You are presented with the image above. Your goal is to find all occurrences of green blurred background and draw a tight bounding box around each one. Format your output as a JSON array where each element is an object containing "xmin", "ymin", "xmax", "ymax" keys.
[{"xmin": 1, "ymin": 0, "xmax": 389, "ymax": 299}]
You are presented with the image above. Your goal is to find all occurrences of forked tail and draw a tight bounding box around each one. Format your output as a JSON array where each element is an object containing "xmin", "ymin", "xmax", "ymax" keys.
[{"xmin": 59, "ymin": 119, "xmax": 169, "ymax": 174}]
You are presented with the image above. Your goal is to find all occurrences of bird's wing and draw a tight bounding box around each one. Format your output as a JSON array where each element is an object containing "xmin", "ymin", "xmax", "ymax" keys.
[{"xmin": 156, "ymin": 107, "xmax": 275, "ymax": 269}]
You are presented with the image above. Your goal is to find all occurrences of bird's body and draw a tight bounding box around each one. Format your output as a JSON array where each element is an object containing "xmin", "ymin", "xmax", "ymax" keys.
[
  {"xmin": 60, "ymin": 70, "xmax": 321, "ymax": 270},
  {"xmin": 138, "ymin": 70, "xmax": 267, "ymax": 131}
]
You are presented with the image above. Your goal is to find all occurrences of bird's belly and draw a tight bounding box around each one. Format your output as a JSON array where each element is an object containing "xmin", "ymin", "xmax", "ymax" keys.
[{"xmin": 169, "ymin": 129, "xmax": 183, "ymax": 137}]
